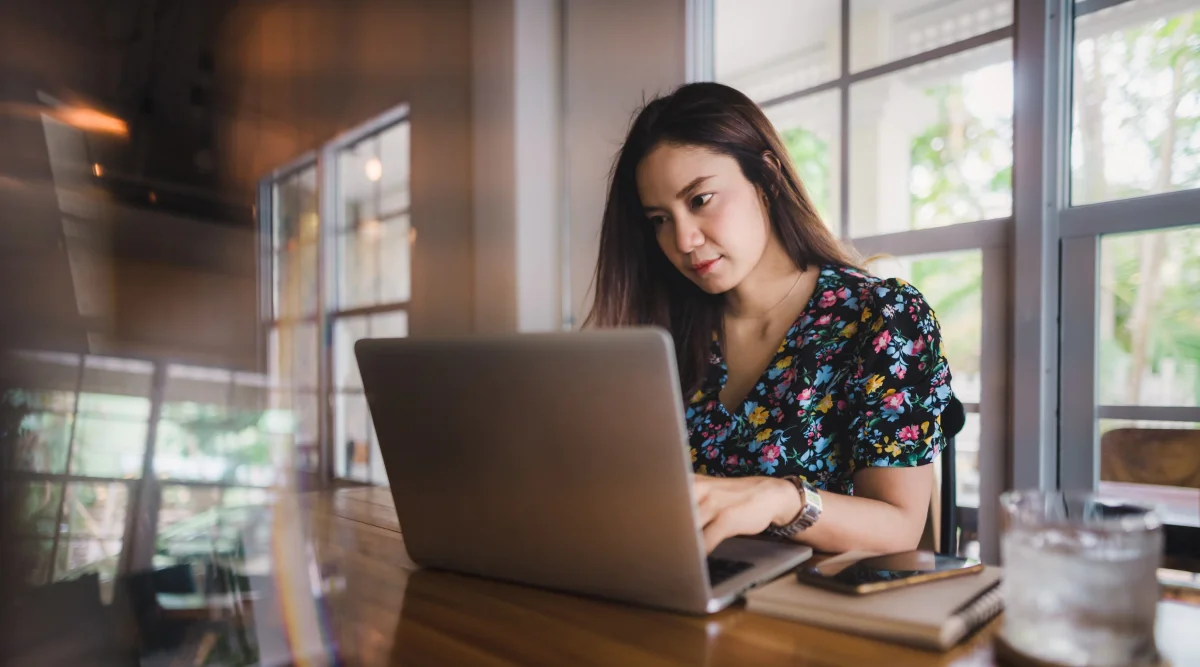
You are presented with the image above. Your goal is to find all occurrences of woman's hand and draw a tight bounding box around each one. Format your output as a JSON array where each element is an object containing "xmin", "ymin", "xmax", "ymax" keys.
[{"xmin": 692, "ymin": 474, "xmax": 801, "ymax": 553}]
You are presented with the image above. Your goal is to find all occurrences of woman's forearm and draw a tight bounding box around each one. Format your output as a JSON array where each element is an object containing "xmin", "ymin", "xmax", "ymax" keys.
[{"xmin": 765, "ymin": 468, "xmax": 931, "ymax": 554}]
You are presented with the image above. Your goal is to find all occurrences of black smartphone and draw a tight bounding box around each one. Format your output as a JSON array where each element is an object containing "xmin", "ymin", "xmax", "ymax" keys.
[{"xmin": 794, "ymin": 550, "xmax": 984, "ymax": 595}]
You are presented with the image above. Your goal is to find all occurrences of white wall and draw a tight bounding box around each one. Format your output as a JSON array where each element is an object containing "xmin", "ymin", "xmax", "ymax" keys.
[{"xmin": 563, "ymin": 0, "xmax": 688, "ymax": 326}]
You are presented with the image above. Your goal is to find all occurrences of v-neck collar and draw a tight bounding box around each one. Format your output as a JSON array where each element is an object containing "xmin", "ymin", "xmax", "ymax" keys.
[{"xmin": 706, "ymin": 266, "xmax": 834, "ymax": 417}]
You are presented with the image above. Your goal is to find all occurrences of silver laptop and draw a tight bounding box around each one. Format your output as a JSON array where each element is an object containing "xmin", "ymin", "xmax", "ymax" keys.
[{"xmin": 355, "ymin": 328, "xmax": 811, "ymax": 614}]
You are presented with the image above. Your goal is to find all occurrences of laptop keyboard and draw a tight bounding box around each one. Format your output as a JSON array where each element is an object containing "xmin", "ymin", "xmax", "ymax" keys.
[{"xmin": 706, "ymin": 557, "xmax": 754, "ymax": 587}]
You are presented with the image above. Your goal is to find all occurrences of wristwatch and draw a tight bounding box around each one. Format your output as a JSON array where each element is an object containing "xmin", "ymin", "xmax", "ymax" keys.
[{"xmin": 766, "ymin": 476, "xmax": 822, "ymax": 538}]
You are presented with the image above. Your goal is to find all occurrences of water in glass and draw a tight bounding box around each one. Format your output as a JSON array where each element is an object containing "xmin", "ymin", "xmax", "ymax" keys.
[{"xmin": 1001, "ymin": 491, "xmax": 1162, "ymax": 667}]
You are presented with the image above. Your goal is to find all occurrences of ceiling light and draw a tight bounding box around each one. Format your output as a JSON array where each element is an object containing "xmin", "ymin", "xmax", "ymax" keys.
[
  {"xmin": 365, "ymin": 157, "xmax": 382, "ymax": 182},
  {"xmin": 92, "ymin": 163, "xmax": 103, "ymax": 177}
]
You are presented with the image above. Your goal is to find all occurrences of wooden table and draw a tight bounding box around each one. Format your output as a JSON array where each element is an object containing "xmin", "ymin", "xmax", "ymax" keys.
[{"xmin": 233, "ymin": 487, "xmax": 1193, "ymax": 667}]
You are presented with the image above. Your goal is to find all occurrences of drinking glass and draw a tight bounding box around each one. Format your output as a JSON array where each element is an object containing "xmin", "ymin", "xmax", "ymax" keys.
[{"xmin": 1000, "ymin": 490, "xmax": 1163, "ymax": 667}]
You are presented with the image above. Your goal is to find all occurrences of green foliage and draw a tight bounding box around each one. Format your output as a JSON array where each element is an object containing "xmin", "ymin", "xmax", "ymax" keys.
[{"xmin": 780, "ymin": 125, "xmax": 832, "ymax": 222}]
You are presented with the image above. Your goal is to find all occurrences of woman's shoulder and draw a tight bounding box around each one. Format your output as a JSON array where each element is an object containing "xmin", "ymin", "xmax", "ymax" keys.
[{"xmin": 820, "ymin": 264, "xmax": 932, "ymax": 313}]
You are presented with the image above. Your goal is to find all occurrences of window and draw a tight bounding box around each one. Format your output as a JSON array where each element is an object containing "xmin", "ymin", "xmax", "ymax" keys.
[
  {"xmin": 715, "ymin": 0, "xmax": 840, "ymax": 102},
  {"xmin": 850, "ymin": 0, "xmax": 1013, "ymax": 73},
  {"xmin": 1058, "ymin": 0, "xmax": 1200, "ymax": 567},
  {"xmin": 326, "ymin": 114, "xmax": 412, "ymax": 486}
]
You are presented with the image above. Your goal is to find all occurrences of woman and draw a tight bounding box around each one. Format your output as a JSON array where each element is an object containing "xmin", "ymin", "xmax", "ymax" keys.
[{"xmin": 587, "ymin": 82, "xmax": 952, "ymax": 555}]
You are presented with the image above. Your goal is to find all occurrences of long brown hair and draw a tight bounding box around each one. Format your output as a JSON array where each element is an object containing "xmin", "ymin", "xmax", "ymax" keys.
[{"xmin": 586, "ymin": 82, "xmax": 857, "ymax": 394}]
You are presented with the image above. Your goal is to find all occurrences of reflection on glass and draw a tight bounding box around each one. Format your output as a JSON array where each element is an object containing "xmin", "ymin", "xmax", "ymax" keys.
[
  {"xmin": 54, "ymin": 538, "xmax": 121, "ymax": 582},
  {"xmin": 1099, "ymin": 226, "xmax": 1199, "ymax": 407},
  {"xmin": 18, "ymin": 481, "xmax": 63, "ymax": 537},
  {"xmin": 850, "ymin": 41, "xmax": 1013, "ymax": 236},
  {"xmin": 78, "ymin": 356, "xmax": 153, "ymax": 417},
  {"xmin": 851, "ymin": 0, "xmax": 1012, "ymax": 73},
  {"xmin": 70, "ymin": 412, "xmax": 148, "ymax": 478},
  {"xmin": 1071, "ymin": 3, "xmax": 1200, "ymax": 205},
  {"xmin": 16, "ymin": 412, "xmax": 72, "ymax": 474},
  {"xmin": 715, "ymin": 0, "xmax": 840, "ymax": 101},
  {"xmin": 155, "ymin": 485, "xmax": 273, "ymax": 568},
  {"xmin": 867, "ymin": 250, "xmax": 983, "ymax": 404},
  {"xmin": 273, "ymin": 166, "xmax": 319, "ymax": 319},
  {"xmin": 765, "ymin": 90, "xmax": 841, "ymax": 230},
  {"xmin": 1098, "ymin": 419, "xmax": 1200, "ymax": 528},
  {"xmin": 63, "ymin": 482, "xmax": 128, "ymax": 540}
]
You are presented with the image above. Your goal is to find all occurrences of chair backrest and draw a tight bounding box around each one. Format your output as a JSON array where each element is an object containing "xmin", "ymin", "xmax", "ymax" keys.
[
  {"xmin": 1100, "ymin": 427, "xmax": 1200, "ymax": 488},
  {"xmin": 921, "ymin": 397, "xmax": 966, "ymax": 554}
]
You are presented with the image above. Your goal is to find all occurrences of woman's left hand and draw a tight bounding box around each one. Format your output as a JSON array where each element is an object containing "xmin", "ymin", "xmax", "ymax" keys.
[{"xmin": 692, "ymin": 474, "xmax": 801, "ymax": 553}]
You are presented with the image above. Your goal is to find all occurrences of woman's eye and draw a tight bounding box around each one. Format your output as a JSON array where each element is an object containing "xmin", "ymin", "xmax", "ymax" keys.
[
  {"xmin": 648, "ymin": 215, "xmax": 667, "ymax": 226},
  {"xmin": 690, "ymin": 193, "xmax": 713, "ymax": 209}
]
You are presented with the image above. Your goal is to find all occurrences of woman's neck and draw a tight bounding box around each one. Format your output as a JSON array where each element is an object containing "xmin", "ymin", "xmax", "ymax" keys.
[{"xmin": 723, "ymin": 238, "xmax": 809, "ymax": 321}]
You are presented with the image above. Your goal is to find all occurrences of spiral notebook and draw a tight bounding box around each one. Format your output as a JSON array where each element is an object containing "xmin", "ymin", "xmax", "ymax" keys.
[{"xmin": 745, "ymin": 554, "xmax": 1003, "ymax": 651}]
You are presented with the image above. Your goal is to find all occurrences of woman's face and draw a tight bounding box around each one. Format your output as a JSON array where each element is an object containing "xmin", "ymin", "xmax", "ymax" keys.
[{"xmin": 636, "ymin": 143, "xmax": 773, "ymax": 294}]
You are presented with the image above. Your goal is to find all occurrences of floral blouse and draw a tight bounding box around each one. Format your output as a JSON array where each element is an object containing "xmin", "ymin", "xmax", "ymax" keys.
[{"xmin": 686, "ymin": 265, "xmax": 952, "ymax": 496}]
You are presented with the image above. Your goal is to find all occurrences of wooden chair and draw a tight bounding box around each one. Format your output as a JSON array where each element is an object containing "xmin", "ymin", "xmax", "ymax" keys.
[{"xmin": 1100, "ymin": 427, "xmax": 1200, "ymax": 489}]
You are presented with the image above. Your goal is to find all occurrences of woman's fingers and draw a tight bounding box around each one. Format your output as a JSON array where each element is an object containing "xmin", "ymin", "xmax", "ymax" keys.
[{"xmin": 702, "ymin": 511, "xmax": 736, "ymax": 554}]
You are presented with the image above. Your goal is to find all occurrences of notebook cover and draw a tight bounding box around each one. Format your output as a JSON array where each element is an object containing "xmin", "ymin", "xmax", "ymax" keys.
[{"xmin": 745, "ymin": 554, "xmax": 1004, "ymax": 650}]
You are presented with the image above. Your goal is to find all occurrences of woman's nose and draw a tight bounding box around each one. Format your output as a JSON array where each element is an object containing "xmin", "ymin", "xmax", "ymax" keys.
[{"xmin": 674, "ymin": 217, "xmax": 705, "ymax": 254}]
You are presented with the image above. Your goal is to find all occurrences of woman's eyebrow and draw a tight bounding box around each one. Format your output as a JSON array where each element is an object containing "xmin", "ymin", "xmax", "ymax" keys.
[{"xmin": 675, "ymin": 175, "xmax": 715, "ymax": 200}]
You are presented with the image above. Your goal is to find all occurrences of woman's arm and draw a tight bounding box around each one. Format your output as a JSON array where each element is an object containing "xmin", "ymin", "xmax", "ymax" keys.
[{"xmin": 693, "ymin": 466, "xmax": 932, "ymax": 554}]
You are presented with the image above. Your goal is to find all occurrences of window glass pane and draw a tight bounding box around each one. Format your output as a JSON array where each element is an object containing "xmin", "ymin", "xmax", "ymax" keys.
[
  {"xmin": 16, "ymin": 412, "xmax": 72, "ymax": 474},
  {"xmin": 335, "ymin": 120, "xmax": 411, "ymax": 310},
  {"xmin": 955, "ymin": 412, "xmax": 981, "ymax": 508},
  {"xmin": 337, "ymin": 225, "xmax": 381, "ymax": 309},
  {"xmin": 379, "ymin": 215, "xmax": 413, "ymax": 304},
  {"xmin": 1071, "ymin": 2, "xmax": 1200, "ymax": 205},
  {"xmin": 269, "ymin": 323, "xmax": 318, "ymax": 390},
  {"xmin": 851, "ymin": 0, "xmax": 1012, "ymax": 73},
  {"xmin": 62, "ymin": 482, "xmax": 129, "ymax": 540},
  {"xmin": 273, "ymin": 165, "xmax": 319, "ymax": 319},
  {"xmin": 1098, "ymin": 226, "xmax": 1200, "ymax": 407},
  {"xmin": 333, "ymin": 317, "xmax": 368, "ymax": 391},
  {"xmin": 1098, "ymin": 419, "xmax": 1200, "ymax": 527},
  {"xmin": 335, "ymin": 392, "xmax": 371, "ymax": 482},
  {"xmin": 867, "ymin": 250, "xmax": 983, "ymax": 404},
  {"xmin": 70, "ymin": 414, "xmax": 147, "ymax": 478},
  {"xmin": 715, "ymin": 0, "xmax": 840, "ymax": 102},
  {"xmin": 379, "ymin": 121, "xmax": 411, "ymax": 216},
  {"xmin": 849, "ymin": 40, "xmax": 1013, "ymax": 236},
  {"xmin": 765, "ymin": 90, "xmax": 841, "ymax": 231},
  {"xmin": 372, "ymin": 310, "xmax": 409, "ymax": 338}
]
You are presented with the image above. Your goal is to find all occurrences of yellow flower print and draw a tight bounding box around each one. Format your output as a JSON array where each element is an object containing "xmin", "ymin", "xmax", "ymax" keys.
[
  {"xmin": 865, "ymin": 374, "xmax": 885, "ymax": 394},
  {"xmin": 777, "ymin": 340, "xmax": 788, "ymax": 354},
  {"xmin": 860, "ymin": 307, "xmax": 872, "ymax": 323},
  {"xmin": 775, "ymin": 356, "xmax": 793, "ymax": 370},
  {"xmin": 921, "ymin": 421, "xmax": 930, "ymax": 434},
  {"xmin": 885, "ymin": 442, "xmax": 902, "ymax": 457},
  {"xmin": 748, "ymin": 406, "xmax": 769, "ymax": 426},
  {"xmin": 871, "ymin": 316, "xmax": 885, "ymax": 333},
  {"xmin": 690, "ymin": 447, "xmax": 697, "ymax": 463},
  {"xmin": 816, "ymin": 394, "xmax": 833, "ymax": 413},
  {"xmin": 840, "ymin": 321, "xmax": 857, "ymax": 338},
  {"xmin": 698, "ymin": 465, "xmax": 708, "ymax": 475},
  {"xmin": 756, "ymin": 429, "xmax": 773, "ymax": 442},
  {"xmin": 690, "ymin": 389, "xmax": 705, "ymax": 404}
]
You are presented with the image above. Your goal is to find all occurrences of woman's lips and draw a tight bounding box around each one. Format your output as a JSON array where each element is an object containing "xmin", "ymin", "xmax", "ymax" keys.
[{"xmin": 692, "ymin": 258, "xmax": 721, "ymax": 276}]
